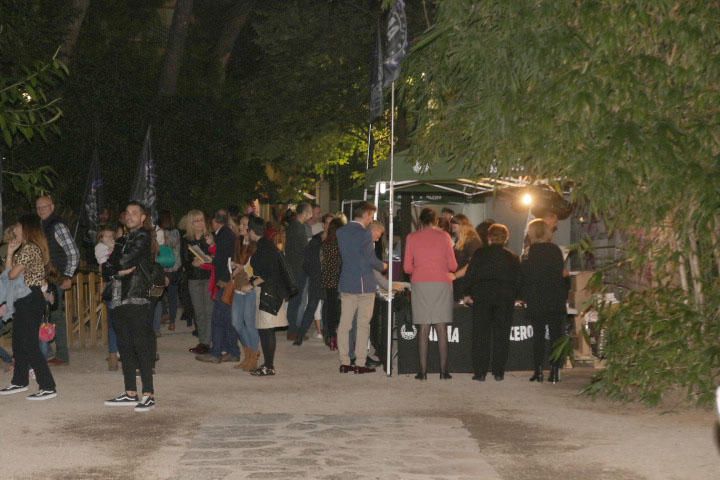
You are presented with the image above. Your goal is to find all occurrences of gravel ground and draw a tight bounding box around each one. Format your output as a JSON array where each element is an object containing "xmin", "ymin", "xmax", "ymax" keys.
[{"xmin": 0, "ymin": 323, "xmax": 717, "ymax": 479}]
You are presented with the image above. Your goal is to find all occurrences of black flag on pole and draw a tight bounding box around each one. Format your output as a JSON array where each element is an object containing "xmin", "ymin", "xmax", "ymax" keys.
[
  {"xmin": 130, "ymin": 127, "xmax": 158, "ymax": 223},
  {"xmin": 81, "ymin": 149, "xmax": 103, "ymax": 235},
  {"xmin": 370, "ymin": 23, "xmax": 384, "ymax": 122},
  {"xmin": 383, "ymin": 0, "xmax": 408, "ymax": 88}
]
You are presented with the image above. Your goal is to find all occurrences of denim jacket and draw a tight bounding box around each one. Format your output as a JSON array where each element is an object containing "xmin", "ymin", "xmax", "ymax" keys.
[{"xmin": 0, "ymin": 270, "xmax": 32, "ymax": 322}]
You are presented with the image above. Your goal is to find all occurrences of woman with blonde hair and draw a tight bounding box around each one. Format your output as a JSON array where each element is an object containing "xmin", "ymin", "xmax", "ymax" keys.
[
  {"xmin": 450, "ymin": 214, "xmax": 483, "ymax": 301},
  {"xmin": 520, "ymin": 218, "xmax": 569, "ymax": 384},
  {"xmin": 0, "ymin": 214, "xmax": 57, "ymax": 400},
  {"xmin": 182, "ymin": 210, "xmax": 214, "ymax": 355}
]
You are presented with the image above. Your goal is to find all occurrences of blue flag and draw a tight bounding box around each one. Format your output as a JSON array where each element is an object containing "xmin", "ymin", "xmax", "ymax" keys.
[{"xmin": 383, "ymin": 0, "xmax": 408, "ymax": 88}]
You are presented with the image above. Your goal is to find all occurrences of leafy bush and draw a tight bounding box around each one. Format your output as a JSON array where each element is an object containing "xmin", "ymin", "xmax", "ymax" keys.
[{"xmin": 585, "ymin": 286, "xmax": 720, "ymax": 406}]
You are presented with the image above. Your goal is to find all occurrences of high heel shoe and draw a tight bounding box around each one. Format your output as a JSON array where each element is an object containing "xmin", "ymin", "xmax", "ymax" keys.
[
  {"xmin": 415, "ymin": 372, "xmax": 427, "ymax": 380},
  {"xmin": 440, "ymin": 371, "xmax": 452, "ymax": 380},
  {"xmin": 548, "ymin": 366, "xmax": 560, "ymax": 384},
  {"xmin": 529, "ymin": 369, "xmax": 544, "ymax": 383}
]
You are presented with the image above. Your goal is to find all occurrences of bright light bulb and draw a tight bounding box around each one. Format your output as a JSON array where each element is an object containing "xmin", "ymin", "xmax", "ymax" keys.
[
  {"xmin": 379, "ymin": 182, "xmax": 387, "ymax": 194},
  {"xmin": 521, "ymin": 193, "xmax": 533, "ymax": 207}
]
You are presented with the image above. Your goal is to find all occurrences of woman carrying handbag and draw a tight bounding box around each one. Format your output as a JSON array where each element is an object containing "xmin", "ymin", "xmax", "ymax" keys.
[{"xmin": 247, "ymin": 216, "xmax": 297, "ymax": 377}]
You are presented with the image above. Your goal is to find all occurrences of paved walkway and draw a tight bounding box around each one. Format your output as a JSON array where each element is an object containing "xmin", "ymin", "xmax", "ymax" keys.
[{"xmin": 0, "ymin": 323, "xmax": 717, "ymax": 479}]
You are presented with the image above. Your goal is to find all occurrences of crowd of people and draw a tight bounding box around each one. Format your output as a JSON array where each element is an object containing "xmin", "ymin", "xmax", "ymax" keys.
[{"xmin": 0, "ymin": 195, "xmax": 568, "ymax": 412}]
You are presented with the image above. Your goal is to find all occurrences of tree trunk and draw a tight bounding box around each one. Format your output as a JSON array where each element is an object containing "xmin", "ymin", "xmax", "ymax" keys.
[
  {"xmin": 712, "ymin": 214, "xmax": 720, "ymax": 275},
  {"xmin": 61, "ymin": 0, "xmax": 90, "ymax": 61},
  {"xmin": 686, "ymin": 228, "xmax": 704, "ymax": 309},
  {"xmin": 211, "ymin": 0, "xmax": 254, "ymax": 94},
  {"xmin": 158, "ymin": 0, "xmax": 194, "ymax": 97}
]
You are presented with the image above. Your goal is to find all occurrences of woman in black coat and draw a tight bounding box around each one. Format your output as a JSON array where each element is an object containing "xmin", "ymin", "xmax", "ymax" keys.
[
  {"xmin": 520, "ymin": 219, "xmax": 569, "ymax": 384},
  {"xmin": 247, "ymin": 216, "xmax": 297, "ymax": 376},
  {"xmin": 462, "ymin": 224, "xmax": 519, "ymax": 382}
]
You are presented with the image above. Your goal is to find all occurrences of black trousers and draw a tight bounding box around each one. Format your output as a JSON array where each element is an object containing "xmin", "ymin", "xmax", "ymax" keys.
[
  {"xmin": 12, "ymin": 289, "xmax": 56, "ymax": 391},
  {"xmin": 471, "ymin": 298, "xmax": 514, "ymax": 376},
  {"xmin": 529, "ymin": 310, "xmax": 564, "ymax": 370},
  {"xmin": 113, "ymin": 303, "xmax": 155, "ymax": 394},
  {"xmin": 322, "ymin": 288, "xmax": 339, "ymax": 339}
]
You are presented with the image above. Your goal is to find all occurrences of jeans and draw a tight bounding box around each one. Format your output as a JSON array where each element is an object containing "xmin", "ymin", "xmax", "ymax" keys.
[
  {"xmin": 165, "ymin": 271, "xmax": 180, "ymax": 324},
  {"xmin": 107, "ymin": 301, "xmax": 118, "ymax": 354},
  {"xmin": 188, "ymin": 279, "xmax": 213, "ymax": 346},
  {"xmin": 50, "ymin": 292, "xmax": 69, "ymax": 363},
  {"xmin": 297, "ymin": 292, "xmax": 321, "ymax": 338},
  {"xmin": 113, "ymin": 303, "xmax": 155, "ymax": 394},
  {"xmin": 231, "ymin": 290, "xmax": 259, "ymax": 349},
  {"xmin": 153, "ymin": 300, "xmax": 162, "ymax": 332},
  {"xmin": 210, "ymin": 298, "xmax": 239, "ymax": 358},
  {"xmin": 286, "ymin": 271, "xmax": 308, "ymax": 334},
  {"xmin": 40, "ymin": 341, "xmax": 50, "ymax": 360},
  {"xmin": 0, "ymin": 345, "xmax": 11, "ymax": 363},
  {"xmin": 12, "ymin": 289, "xmax": 56, "ymax": 391}
]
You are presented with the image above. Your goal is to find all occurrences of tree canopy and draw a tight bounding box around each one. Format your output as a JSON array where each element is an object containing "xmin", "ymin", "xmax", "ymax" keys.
[{"xmin": 406, "ymin": 0, "xmax": 720, "ymax": 404}]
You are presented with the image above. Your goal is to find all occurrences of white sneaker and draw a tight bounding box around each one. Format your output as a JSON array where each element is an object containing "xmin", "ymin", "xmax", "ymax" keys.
[
  {"xmin": 0, "ymin": 384, "xmax": 29, "ymax": 395},
  {"xmin": 27, "ymin": 389, "xmax": 57, "ymax": 401},
  {"xmin": 104, "ymin": 392, "xmax": 139, "ymax": 407},
  {"xmin": 134, "ymin": 395, "xmax": 155, "ymax": 412}
]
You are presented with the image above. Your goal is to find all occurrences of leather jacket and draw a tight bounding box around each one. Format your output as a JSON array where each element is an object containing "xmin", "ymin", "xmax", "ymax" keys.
[{"xmin": 106, "ymin": 228, "xmax": 153, "ymax": 301}]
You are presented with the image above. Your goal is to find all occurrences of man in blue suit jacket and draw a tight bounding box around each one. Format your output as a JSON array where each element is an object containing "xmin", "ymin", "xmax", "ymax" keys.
[{"xmin": 336, "ymin": 202, "xmax": 387, "ymax": 374}]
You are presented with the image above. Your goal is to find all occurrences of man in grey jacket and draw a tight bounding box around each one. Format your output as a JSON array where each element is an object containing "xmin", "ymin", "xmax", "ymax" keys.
[{"xmin": 336, "ymin": 202, "xmax": 386, "ymax": 374}]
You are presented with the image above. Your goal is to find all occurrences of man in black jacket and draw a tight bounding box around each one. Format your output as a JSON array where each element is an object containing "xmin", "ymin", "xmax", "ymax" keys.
[
  {"xmin": 463, "ymin": 224, "xmax": 520, "ymax": 382},
  {"xmin": 103, "ymin": 201, "xmax": 157, "ymax": 412},
  {"xmin": 196, "ymin": 211, "xmax": 239, "ymax": 363}
]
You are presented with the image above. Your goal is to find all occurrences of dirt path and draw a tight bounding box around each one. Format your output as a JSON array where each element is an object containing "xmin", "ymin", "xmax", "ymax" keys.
[{"xmin": 0, "ymin": 324, "xmax": 717, "ymax": 479}]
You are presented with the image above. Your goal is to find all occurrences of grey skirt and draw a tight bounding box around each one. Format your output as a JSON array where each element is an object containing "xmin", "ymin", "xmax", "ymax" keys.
[{"xmin": 411, "ymin": 282, "xmax": 453, "ymax": 325}]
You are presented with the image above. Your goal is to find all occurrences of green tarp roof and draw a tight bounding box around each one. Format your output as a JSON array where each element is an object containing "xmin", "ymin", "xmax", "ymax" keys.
[{"xmin": 365, "ymin": 152, "xmax": 529, "ymax": 197}]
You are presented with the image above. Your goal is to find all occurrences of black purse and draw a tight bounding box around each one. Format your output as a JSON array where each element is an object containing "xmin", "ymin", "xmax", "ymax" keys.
[
  {"xmin": 139, "ymin": 263, "xmax": 166, "ymax": 299},
  {"xmin": 259, "ymin": 285, "xmax": 283, "ymax": 315}
]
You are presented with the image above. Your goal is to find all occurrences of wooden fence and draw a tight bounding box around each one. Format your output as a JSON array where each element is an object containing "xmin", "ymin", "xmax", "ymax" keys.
[{"xmin": 65, "ymin": 272, "xmax": 108, "ymax": 348}]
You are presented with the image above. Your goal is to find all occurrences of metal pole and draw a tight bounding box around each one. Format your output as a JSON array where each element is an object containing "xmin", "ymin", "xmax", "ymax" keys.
[
  {"xmin": 364, "ymin": 123, "xmax": 372, "ymax": 201},
  {"xmin": 386, "ymin": 82, "xmax": 395, "ymax": 376}
]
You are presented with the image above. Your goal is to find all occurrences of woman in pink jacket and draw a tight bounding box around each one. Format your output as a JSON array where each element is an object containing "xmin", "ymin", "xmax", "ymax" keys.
[{"xmin": 404, "ymin": 208, "xmax": 458, "ymax": 380}]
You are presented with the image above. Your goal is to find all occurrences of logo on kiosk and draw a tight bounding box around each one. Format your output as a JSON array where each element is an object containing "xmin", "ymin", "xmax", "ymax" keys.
[{"xmin": 400, "ymin": 324, "xmax": 417, "ymax": 340}]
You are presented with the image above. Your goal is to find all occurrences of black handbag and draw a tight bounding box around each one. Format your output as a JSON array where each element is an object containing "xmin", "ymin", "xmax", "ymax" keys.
[
  {"xmin": 259, "ymin": 285, "xmax": 283, "ymax": 315},
  {"xmin": 139, "ymin": 263, "xmax": 166, "ymax": 298}
]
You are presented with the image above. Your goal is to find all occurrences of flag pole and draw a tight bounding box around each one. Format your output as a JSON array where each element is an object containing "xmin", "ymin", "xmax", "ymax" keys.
[
  {"xmin": 364, "ymin": 123, "xmax": 372, "ymax": 201},
  {"xmin": 386, "ymin": 81, "xmax": 395, "ymax": 377}
]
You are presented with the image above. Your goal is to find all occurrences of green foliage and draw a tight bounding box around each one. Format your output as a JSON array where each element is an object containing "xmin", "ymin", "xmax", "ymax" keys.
[
  {"xmin": 0, "ymin": 48, "xmax": 67, "ymax": 146},
  {"xmin": 4, "ymin": 166, "xmax": 57, "ymax": 202},
  {"xmin": 408, "ymin": 1, "xmax": 720, "ymax": 404},
  {"xmin": 584, "ymin": 287, "xmax": 720, "ymax": 406}
]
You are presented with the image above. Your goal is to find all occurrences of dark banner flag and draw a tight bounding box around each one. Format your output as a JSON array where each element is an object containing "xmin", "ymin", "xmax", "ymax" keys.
[
  {"xmin": 383, "ymin": 0, "xmax": 408, "ymax": 88},
  {"xmin": 130, "ymin": 127, "xmax": 158, "ymax": 223},
  {"xmin": 370, "ymin": 23, "xmax": 384, "ymax": 122},
  {"xmin": 82, "ymin": 148, "xmax": 103, "ymax": 235}
]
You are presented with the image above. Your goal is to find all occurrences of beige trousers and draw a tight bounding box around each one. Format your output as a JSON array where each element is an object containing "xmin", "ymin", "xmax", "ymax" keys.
[{"xmin": 337, "ymin": 293, "xmax": 376, "ymax": 367}]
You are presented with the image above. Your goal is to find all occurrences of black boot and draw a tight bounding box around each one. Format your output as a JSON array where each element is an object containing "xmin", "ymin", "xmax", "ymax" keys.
[
  {"xmin": 548, "ymin": 365, "xmax": 560, "ymax": 384},
  {"xmin": 529, "ymin": 367, "xmax": 544, "ymax": 382}
]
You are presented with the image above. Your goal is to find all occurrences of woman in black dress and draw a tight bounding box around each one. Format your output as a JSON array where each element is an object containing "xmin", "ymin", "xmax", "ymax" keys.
[{"xmin": 520, "ymin": 219, "xmax": 569, "ymax": 384}]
